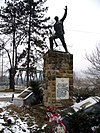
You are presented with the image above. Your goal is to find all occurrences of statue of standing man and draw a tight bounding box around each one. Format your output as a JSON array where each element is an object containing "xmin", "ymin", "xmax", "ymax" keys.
[{"xmin": 49, "ymin": 6, "xmax": 68, "ymax": 53}]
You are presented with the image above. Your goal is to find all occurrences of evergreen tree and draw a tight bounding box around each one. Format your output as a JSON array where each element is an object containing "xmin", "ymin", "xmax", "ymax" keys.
[{"xmin": 18, "ymin": 0, "xmax": 50, "ymax": 86}]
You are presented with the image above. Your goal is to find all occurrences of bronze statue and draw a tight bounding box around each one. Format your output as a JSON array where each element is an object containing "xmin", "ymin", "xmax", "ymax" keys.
[{"xmin": 49, "ymin": 6, "xmax": 68, "ymax": 53}]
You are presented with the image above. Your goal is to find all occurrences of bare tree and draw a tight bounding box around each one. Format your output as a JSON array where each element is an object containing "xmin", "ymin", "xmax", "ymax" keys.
[
  {"xmin": 0, "ymin": 0, "xmax": 50, "ymax": 90},
  {"xmin": 73, "ymin": 72, "xmax": 95, "ymax": 102},
  {"xmin": 85, "ymin": 43, "xmax": 100, "ymax": 95}
]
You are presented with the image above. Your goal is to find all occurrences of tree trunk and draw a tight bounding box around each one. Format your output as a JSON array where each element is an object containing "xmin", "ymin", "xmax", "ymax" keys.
[
  {"xmin": 27, "ymin": 8, "xmax": 31, "ymax": 87},
  {"xmin": 9, "ymin": 67, "xmax": 15, "ymax": 91}
]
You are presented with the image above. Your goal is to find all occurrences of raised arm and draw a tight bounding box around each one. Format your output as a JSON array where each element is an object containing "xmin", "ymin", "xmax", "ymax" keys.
[{"xmin": 61, "ymin": 6, "xmax": 67, "ymax": 22}]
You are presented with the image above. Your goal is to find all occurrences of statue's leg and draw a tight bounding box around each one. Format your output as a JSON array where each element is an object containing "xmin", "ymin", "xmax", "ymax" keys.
[
  {"xmin": 49, "ymin": 34, "xmax": 58, "ymax": 50},
  {"xmin": 54, "ymin": 39, "xmax": 58, "ymax": 47},
  {"xmin": 59, "ymin": 35, "xmax": 68, "ymax": 52},
  {"xmin": 49, "ymin": 36, "xmax": 54, "ymax": 50}
]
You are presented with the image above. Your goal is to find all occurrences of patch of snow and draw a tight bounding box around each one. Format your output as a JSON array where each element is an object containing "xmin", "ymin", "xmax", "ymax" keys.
[
  {"xmin": 7, "ymin": 117, "xmax": 15, "ymax": 124},
  {"xmin": 0, "ymin": 102, "xmax": 12, "ymax": 108},
  {"xmin": 0, "ymin": 101, "xmax": 30, "ymax": 133},
  {"xmin": 0, "ymin": 93, "xmax": 13, "ymax": 98},
  {"xmin": 0, "ymin": 124, "xmax": 5, "ymax": 131},
  {"xmin": 0, "ymin": 92, "xmax": 20, "ymax": 98},
  {"xmin": 41, "ymin": 124, "xmax": 47, "ymax": 129},
  {"xmin": 0, "ymin": 118, "xmax": 5, "ymax": 124}
]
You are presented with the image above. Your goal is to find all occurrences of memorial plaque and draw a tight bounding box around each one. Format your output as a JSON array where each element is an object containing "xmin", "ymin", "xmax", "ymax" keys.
[{"xmin": 56, "ymin": 78, "xmax": 69, "ymax": 100}]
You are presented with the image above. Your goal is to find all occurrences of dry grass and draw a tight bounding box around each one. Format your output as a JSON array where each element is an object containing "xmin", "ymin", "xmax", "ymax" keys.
[{"xmin": 6, "ymin": 104, "xmax": 51, "ymax": 132}]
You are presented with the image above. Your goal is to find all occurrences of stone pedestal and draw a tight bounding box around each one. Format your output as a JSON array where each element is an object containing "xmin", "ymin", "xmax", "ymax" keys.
[{"xmin": 43, "ymin": 50, "xmax": 73, "ymax": 107}]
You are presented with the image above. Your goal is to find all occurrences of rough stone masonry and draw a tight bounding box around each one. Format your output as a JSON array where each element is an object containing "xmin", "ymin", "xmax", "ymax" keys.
[{"xmin": 43, "ymin": 50, "xmax": 73, "ymax": 107}]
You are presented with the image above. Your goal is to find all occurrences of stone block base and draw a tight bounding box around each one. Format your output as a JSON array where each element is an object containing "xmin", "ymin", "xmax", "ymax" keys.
[{"xmin": 43, "ymin": 50, "xmax": 73, "ymax": 107}]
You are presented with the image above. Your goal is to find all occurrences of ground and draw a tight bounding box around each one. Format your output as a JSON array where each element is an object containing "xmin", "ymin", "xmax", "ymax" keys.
[
  {"xmin": 0, "ymin": 102, "xmax": 51, "ymax": 132},
  {"xmin": 0, "ymin": 91, "xmax": 50, "ymax": 133},
  {"xmin": 8, "ymin": 104, "xmax": 50, "ymax": 131}
]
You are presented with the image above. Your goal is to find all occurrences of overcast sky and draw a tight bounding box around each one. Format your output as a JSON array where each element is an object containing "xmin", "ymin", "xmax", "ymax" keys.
[
  {"xmin": 45, "ymin": 0, "xmax": 100, "ymax": 73},
  {"xmin": 0, "ymin": 0, "xmax": 100, "ymax": 73}
]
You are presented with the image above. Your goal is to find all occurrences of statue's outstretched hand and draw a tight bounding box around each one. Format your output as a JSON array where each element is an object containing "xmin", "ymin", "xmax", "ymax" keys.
[{"xmin": 65, "ymin": 6, "xmax": 67, "ymax": 10}]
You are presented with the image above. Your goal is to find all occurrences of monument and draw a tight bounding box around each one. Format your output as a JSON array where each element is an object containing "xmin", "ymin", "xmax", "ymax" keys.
[
  {"xmin": 43, "ymin": 6, "xmax": 73, "ymax": 107},
  {"xmin": 49, "ymin": 6, "xmax": 68, "ymax": 53}
]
